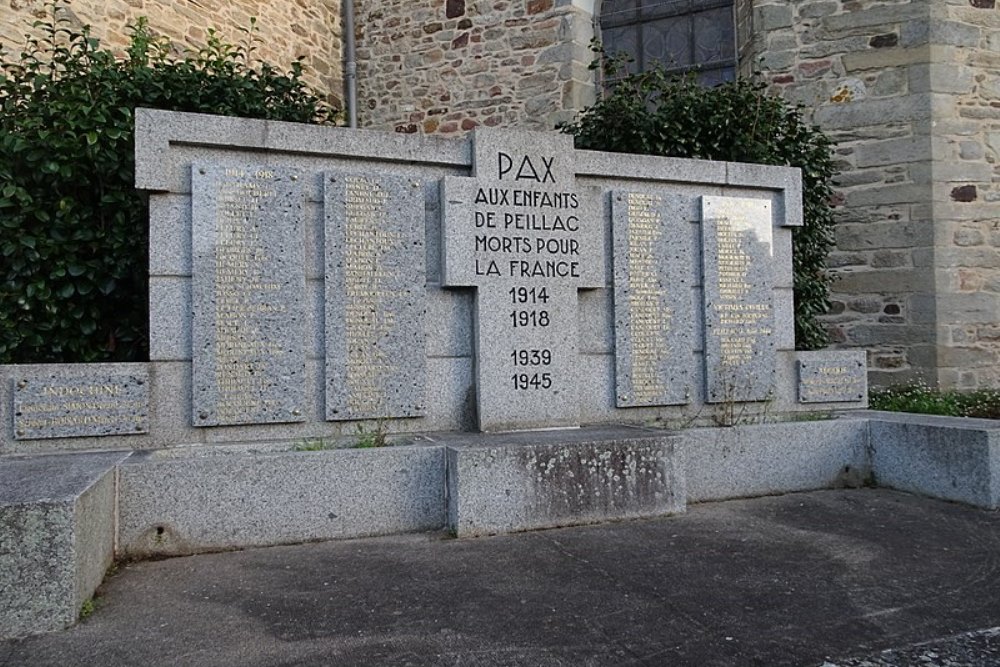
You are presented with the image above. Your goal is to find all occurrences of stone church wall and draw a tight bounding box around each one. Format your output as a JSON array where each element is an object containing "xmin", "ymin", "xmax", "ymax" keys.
[
  {"xmin": 744, "ymin": 0, "xmax": 1000, "ymax": 389},
  {"xmin": 353, "ymin": 0, "xmax": 596, "ymax": 134}
]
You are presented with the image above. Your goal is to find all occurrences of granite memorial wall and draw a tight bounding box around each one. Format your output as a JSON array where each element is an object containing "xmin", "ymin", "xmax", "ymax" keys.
[{"xmin": 0, "ymin": 109, "xmax": 866, "ymax": 453}]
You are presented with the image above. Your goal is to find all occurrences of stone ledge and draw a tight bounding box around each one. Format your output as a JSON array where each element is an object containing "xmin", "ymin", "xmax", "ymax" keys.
[
  {"xmin": 117, "ymin": 444, "xmax": 448, "ymax": 558},
  {"xmin": 864, "ymin": 410, "xmax": 1000, "ymax": 509},
  {"xmin": 0, "ymin": 451, "xmax": 126, "ymax": 640},
  {"xmin": 7, "ymin": 413, "xmax": 1000, "ymax": 640},
  {"xmin": 683, "ymin": 417, "xmax": 872, "ymax": 504}
]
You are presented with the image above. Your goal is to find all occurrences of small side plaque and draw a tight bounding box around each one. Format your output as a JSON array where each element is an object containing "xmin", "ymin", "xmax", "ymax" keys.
[
  {"xmin": 13, "ymin": 369, "xmax": 149, "ymax": 440},
  {"xmin": 797, "ymin": 351, "xmax": 867, "ymax": 403}
]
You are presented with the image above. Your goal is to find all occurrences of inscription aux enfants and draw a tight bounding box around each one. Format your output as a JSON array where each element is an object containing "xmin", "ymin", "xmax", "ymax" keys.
[{"xmin": 471, "ymin": 153, "xmax": 584, "ymax": 282}]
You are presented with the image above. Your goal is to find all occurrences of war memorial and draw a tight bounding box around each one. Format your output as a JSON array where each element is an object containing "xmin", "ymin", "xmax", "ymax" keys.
[{"xmin": 2, "ymin": 110, "xmax": 999, "ymax": 640}]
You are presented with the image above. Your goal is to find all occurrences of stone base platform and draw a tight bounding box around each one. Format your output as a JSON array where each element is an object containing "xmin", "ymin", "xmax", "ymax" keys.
[
  {"xmin": 436, "ymin": 426, "xmax": 685, "ymax": 537},
  {"xmin": 4, "ymin": 412, "xmax": 1000, "ymax": 639}
]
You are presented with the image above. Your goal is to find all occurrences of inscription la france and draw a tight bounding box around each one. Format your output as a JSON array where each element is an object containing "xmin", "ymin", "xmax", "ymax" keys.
[{"xmin": 472, "ymin": 151, "xmax": 582, "ymax": 280}]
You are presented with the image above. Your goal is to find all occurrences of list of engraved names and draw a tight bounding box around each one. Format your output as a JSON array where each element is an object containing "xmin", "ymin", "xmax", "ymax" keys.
[
  {"xmin": 620, "ymin": 193, "xmax": 669, "ymax": 404},
  {"xmin": 712, "ymin": 216, "xmax": 772, "ymax": 368},
  {"xmin": 341, "ymin": 176, "xmax": 397, "ymax": 415},
  {"xmin": 192, "ymin": 165, "xmax": 305, "ymax": 426}
]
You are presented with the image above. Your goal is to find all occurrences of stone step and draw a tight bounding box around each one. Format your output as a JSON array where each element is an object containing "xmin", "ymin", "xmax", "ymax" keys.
[{"xmin": 0, "ymin": 451, "xmax": 127, "ymax": 640}]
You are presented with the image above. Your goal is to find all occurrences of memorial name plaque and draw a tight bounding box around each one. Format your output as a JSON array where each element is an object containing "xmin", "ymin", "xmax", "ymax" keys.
[
  {"xmin": 325, "ymin": 172, "xmax": 427, "ymax": 420},
  {"xmin": 191, "ymin": 164, "xmax": 307, "ymax": 426},
  {"xmin": 701, "ymin": 196, "xmax": 776, "ymax": 403},
  {"xmin": 441, "ymin": 130, "xmax": 604, "ymax": 431},
  {"xmin": 797, "ymin": 351, "xmax": 867, "ymax": 403},
  {"xmin": 13, "ymin": 369, "xmax": 148, "ymax": 440},
  {"xmin": 612, "ymin": 192, "xmax": 694, "ymax": 407}
]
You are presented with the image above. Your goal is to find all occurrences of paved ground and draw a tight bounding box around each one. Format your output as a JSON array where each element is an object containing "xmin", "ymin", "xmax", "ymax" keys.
[{"xmin": 3, "ymin": 488, "xmax": 1000, "ymax": 667}]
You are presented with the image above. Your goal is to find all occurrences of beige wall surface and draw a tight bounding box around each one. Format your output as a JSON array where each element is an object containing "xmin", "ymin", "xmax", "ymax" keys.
[{"xmin": 1, "ymin": 0, "xmax": 343, "ymax": 106}]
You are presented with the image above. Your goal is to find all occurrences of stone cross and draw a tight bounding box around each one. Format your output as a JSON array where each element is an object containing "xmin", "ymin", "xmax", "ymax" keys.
[{"xmin": 441, "ymin": 130, "xmax": 604, "ymax": 431}]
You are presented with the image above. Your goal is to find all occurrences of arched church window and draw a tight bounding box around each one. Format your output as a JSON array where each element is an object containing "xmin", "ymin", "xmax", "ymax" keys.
[{"xmin": 599, "ymin": 0, "xmax": 738, "ymax": 86}]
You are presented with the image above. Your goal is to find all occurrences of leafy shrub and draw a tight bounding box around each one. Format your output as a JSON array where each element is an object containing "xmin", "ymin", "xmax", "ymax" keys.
[
  {"xmin": 560, "ymin": 58, "xmax": 836, "ymax": 350},
  {"xmin": 0, "ymin": 4, "xmax": 337, "ymax": 363}
]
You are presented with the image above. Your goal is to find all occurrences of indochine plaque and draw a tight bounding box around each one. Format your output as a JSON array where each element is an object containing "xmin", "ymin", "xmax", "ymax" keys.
[
  {"xmin": 191, "ymin": 164, "xmax": 307, "ymax": 427},
  {"xmin": 797, "ymin": 351, "xmax": 867, "ymax": 403},
  {"xmin": 12, "ymin": 368, "xmax": 149, "ymax": 440}
]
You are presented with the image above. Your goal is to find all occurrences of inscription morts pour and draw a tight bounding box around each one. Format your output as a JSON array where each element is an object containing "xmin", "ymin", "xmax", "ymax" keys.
[
  {"xmin": 325, "ymin": 173, "xmax": 426, "ymax": 420},
  {"xmin": 701, "ymin": 196, "xmax": 776, "ymax": 403},
  {"xmin": 191, "ymin": 164, "xmax": 307, "ymax": 426},
  {"xmin": 612, "ymin": 192, "xmax": 694, "ymax": 407},
  {"xmin": 441, "ymin": 130, "xmax": 604, "ymax": 431}
]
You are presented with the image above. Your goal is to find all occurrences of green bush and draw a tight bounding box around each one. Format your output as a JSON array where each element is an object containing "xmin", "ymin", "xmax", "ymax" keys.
[
  {"xmin": 0, "ymin": 5, "xmax": 337, "ymax": 363},
  {"xmin": 560, "ymin": 59, "xmax": 836, "ymax": 350}
]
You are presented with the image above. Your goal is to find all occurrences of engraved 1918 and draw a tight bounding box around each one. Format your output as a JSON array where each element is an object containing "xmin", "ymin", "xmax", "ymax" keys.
[{"xmin": 509, "ymin": 285, "xmax": 550, "ymax": 328}]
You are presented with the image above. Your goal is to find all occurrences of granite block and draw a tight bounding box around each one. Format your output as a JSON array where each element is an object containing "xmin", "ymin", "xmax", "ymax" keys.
[
  {"xmin": 148, "ymin": 276, "xmax": 190, "ymax": 362},
  {"xmin": 683, "ymin": 418, "xmax": 871, "ymax": 503},
  {"xmin": 117, "ymin": 445, "xmax": 447, "ymax": 557},
  {"xmin": 424, "ymin": 179, "xmax": 446, "ymax": 285},
  {"xmin": 797, "ymin": 350, "xmax": 867, "ymax": 403},
  {"xmin": 324, "ymin": 171, "xmax": 427, "ymax": 420},
  {"xmin": 726, "ymin": 163, "xmax": 803, "ymax": 228},
  {"xmin": 577, "ymin": 288, "xmax": 614, "ymax": 355},
  {"xmin": 868, "ymin": 412, "xmax": 1000, "ymax": 509},
  {"xmin": 303, "ymin": 199, "xmax": 325, "ymax": 281},
  {"xmin": 444, "ymin": 426, "xmax": 686, "ymax": 537},
  {"xmin": 191, "ymin": 163, "xmax": 307, "ymax": 426},
  {"xmin": 0, "ymin": 452, "xmax": 125, "ymax": 640},
  {"xmin": 575, "ymin": 150, "xmax": 727, "ymax": 185},
  {"xmin": 425, "ymin": 287, "xmax": 474, "ymax": 358},
  {"xmin": 423, "ymin": 356, "xmax": 477, "ymax": 433},
  {"xmin": 440, "ymin": 130, "xmax": 604, "ymax": 431},
  {"xmin": 148, "ymin": 194, "xmax": 192, "ymax": 276},
  {"xmin": 701, "ymin": 196, "xmax": 777, "ymax": 403},
  {"xmin": 612, "ymin": 191, "xmax": 696, "ymax": 407},
  {"xmin": 774, "ymin": 288, "xmax": 795, "ymax": 351},
  {"xmin": 263, "ymin": 119, "xmax": 470, "ymax": 168},
  {"xmin": 11, "ymin": 366, "xmax": 148, "ymax": 440},
  {"xmin": 134, "ymin": 109, "xmax": 269, "ymax": 192},
  {"xmin": 147, "ymin": 361, "xmax": 204, "ymax": 448},
  {"xmin": 576, "ymin": 352, "xmax": 624, "ymax": 424},
  {"xmin": 772, "ymin": 227, "xmax": 794, "ymax": 289},
  {"xmin": 306, "ymin": 278, "xmax": 324, "ymax": 360}
]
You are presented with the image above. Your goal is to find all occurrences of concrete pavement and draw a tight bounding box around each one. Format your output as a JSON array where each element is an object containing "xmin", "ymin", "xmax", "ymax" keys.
[{"xmin": 3, "ymin": 488, "xmax": 1000, "ymax": 666}]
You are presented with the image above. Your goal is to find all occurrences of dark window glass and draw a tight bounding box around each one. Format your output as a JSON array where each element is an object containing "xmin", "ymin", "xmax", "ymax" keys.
[{"xmin": 600, "ymin": 0, "xmax": 737, "ymax": 85}]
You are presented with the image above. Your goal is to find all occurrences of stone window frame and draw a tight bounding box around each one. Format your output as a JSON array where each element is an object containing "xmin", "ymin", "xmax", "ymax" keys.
[{"xmin": 593, "ymin": 0, "xmax": 741, "ymax": 87}]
